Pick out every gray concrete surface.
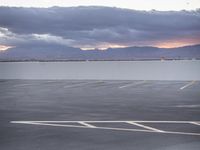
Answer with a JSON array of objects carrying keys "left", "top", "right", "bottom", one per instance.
[
  {"left": 0, "top": 80, "right": 200, "bottom": 150},
  {"left": 0, "top": 60, "right": 200, "bottom": 80}
]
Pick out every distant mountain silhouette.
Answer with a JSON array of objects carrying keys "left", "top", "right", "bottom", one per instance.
[{"left": 0, "top": 44, "right": 200, "bottom": 61}]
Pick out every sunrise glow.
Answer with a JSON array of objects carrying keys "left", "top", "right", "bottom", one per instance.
[
  {"left": 0, "top": 45, "right": 13, "bottom": 51},
  {"left": 155, "top": 40, "right": 200, "bottom": 48},
  {"left": 81, "top": 44, "right": 127, "bottom": 50}
]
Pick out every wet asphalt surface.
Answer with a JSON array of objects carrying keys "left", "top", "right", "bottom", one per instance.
[{"left": 0, "top": 80, "right": 200, "bottom": 150}]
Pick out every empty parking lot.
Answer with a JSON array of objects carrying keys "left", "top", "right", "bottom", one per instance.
[{"left": 0, "top": 80, "right": 200, "bottom": 150}]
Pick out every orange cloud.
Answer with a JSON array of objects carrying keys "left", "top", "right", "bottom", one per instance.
[{"left": 155, "top": 38, "right": 200, "bottom": 48}]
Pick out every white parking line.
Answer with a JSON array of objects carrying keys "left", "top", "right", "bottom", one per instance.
[
  {"left": 10, "top": 120, "right": 200, "bottom": 136},
  {"left": 11, "top": 120, "right": 200, "bottom": 123},
  {"left": 180, "top": 81, "right": 196, "bottom": 90},
  {"left": 119, "top": 80, "right": 147, "bottom": 89},
  {"left": 63, "top": 80, "right": 106, "bottom": 88},
  {"left": 175, "top": 104, "right": 200, "bottom": 108},
  {"left": 63, "top": 82, "right": 86, "bottom": 88},
  {"left": 78, "top": 121, "right": 97, "bottom": 128},
  {"left": 190, "top": 122, "right": 200, "bottom": 126},
  {"left": 63, "top": 81, "right": 101, "bottom": 88},
  {"left": 45, "top": 81, "right": 59, "bottom": 83},
  {"left": 126, "top": 121, "right": 164, "bottom": 132},
  {"left": 13, "top": 84, "right": 33, "bottom": 87},
  {"left": 11, "top": 121, "right": 87, "bottom": 128}
]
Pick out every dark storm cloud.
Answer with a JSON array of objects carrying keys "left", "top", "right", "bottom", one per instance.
[{"left": 0, "top": 6, "right": 200, "bottom": 47}]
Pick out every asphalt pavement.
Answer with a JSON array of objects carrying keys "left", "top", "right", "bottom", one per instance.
[{"left": 0, "top": 80, "right": 200, "bottom": 150}]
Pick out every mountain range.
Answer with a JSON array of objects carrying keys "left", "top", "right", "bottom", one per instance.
[{"left": 0, "top": 44, "right": 200, "bottom": 61}]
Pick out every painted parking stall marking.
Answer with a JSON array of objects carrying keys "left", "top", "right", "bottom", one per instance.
[
  {"left": 126, "top": 121, "right": 165, "bottom": 132},
  {"left": 63, "top": 81, "right": 103, "bottom": 88},
  {"left": 63, "top": 82, "right": 89, "bottom": 88},
  {"left": 13, "top": 84, "right": 34, "bottom": 87},
  {"left": 180, "top": 80, "right": 196, "bottom": 90},
  {"left": 11, "top": 120, "right": 200, "bottom": 136},
  {"left": 78, "top": 121, "right": 97, "bottom": 128},
  {"left": 119, "top": 80, "right": 147, "bottom": 89},
  {"left": 190, "top": 122, "right": 200, "bottom": 126}
]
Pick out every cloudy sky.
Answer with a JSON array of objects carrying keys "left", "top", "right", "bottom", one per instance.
[
  {"left": 0, "top": 1, "right": 200, "bottom": 51},
  {"left": 1, "top": 0, "right": 200, "bottom": 11}
]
